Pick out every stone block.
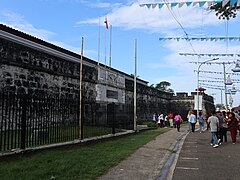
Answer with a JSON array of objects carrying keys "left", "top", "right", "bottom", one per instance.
[
  {"left": 19, "top": 74, "right": 26, "bottom": 79},
  {"left": 22, "top": 81, "right": 29, "bottom": 88},
  {"left": 14, "top": 80, "right": 22, "bottom": 87}
]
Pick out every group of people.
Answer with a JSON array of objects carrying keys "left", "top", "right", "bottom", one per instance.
[
  {"left": 208, "top": 108, "right": 240, "bottom": 148},
  {"left": 152, "top": 111, "right": 183, "bottom": 132},
  {"left": 186, "top": 108, "right": 240, "bottom": 148}
]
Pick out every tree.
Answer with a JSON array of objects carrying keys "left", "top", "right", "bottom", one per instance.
[
  {"left": 215, "top": 103, "right": 225, "bottom": 110},
  {"left": 210, "top": 2, "right": 240, "bottom": 20},
  {"left": 155, "top": 81, "right": 174, "bottom": 93},
  {"left": 149, "top": 84, "right": 155, "bottom": 88}
]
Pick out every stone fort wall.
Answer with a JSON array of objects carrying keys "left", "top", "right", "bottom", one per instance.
[{"left": 0, "top": 24, "right": 214, "bottom": 125}]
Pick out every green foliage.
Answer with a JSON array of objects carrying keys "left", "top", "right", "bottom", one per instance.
[
  {"left": 149, "top": 84, "right": 155, "bottom": 88},
  {"left": 142, "top": 121, "right": 157, "bottom": 128},
  {"left": 0, "top": 128, "right": 168, "bottom": 180},
  {"left": 137, "top": 119, "right": 156, "bottom": 127},
  {"left": 215, "top": 103, "right": 225, "bottom": 110},
  {"left": 155, "top": 81, "right": 174, "bottom": 93},
  {"left": 210, "top": 2, "right": 240, "bottom": 20}
]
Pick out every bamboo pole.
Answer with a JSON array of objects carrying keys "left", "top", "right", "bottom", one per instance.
[
  {"left": 134, "top": 39, "right": 137, "bottom": 131},
  {"left": 79, "top": 37, "right": 84, "bottom": 139}
]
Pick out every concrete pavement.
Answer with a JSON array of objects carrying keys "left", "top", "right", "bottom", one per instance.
[
  {"left": 98, "top": 125, "right": 189, "bottom": 180},
  {"left": 98, "top": 125, "right": 240, "bottom": 180},
  {"left": 172, "top": 129, "right": 240, "bottom": 180}
]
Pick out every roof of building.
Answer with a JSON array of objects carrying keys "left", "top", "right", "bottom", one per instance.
[{"left": 0, "top": 23, "right": 148, "bottom": 85}]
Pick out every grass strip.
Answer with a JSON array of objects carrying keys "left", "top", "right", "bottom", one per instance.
[{"left": 0, "top": 128, "right": 169, "bottom": 180}]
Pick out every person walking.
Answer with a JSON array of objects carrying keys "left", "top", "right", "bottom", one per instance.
[
  {"left": 207, "top": 110, "right": 219, "bottom": 148},
  {"left": 220, "top": 111, "right": 228, "bottom": 143},
  {"left": 174, "top": 112, "right": 182, "bottom": 132},
  {"left": 189, "top": 111, "right": 197, "bottom": 133},
  {"left": 226, "top": 112, "right": 239, "bottom": 144},
  {"left": 198, "top": 112, "right": 204, "bottom": 133},
  {"left": 152, "top": 112, "right": 158, "bottom": 127},
  {"left": 159, "top": 113, "right": 164, "bottom": 128},
  {"left": 168, "top": 111, "right": 174, "bottom": 128},
  {"left": 164, "top": 114, "right": 169, "bottom": 127},
  {"left": 205, "top": 112, "right": 210, "bottom": 131},
  {"left": 187, "top": 110, "right": 192, "bottom": 132}
]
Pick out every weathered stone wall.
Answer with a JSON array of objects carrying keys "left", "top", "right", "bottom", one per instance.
[
  {"left": 125, "top": 79, "right": 172, "bottom": 119},
  {"left": 0, "top": 24, "right": 215, "bottom": 126},
  {"left": 171, "top": 92, "right": 215, "bottom": 120}
]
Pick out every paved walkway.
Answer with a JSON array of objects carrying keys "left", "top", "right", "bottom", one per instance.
[
  {"left": 173, "top": 129, "right": 240, "bottom": 180},
  {"left": 98, "top": 125, "right": 189, "bottom": 180},
  {"left": 99, "top": 126, "right": 240, "bottom": 180}
]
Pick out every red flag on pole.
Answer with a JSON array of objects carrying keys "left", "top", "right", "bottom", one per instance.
[{"left": 104, "top": 17, "right": 108, "bottom": 29}]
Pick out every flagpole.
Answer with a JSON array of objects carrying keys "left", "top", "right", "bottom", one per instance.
[
  {"left": 104, "top": 24, "right": 107, "bottom": 67},
  {"left": 79, "top": 36, "right": 84, "bottom": 140},
  {"left": 109, "top": 25, "right": 112, "bottom": 67},
  {"left": 98, "top": 16, "right": 100, "bottom": 66}
]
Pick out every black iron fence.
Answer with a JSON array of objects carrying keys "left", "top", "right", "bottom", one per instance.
[{"left": 0, "top": 91, "right": 133, "bottom": 153}]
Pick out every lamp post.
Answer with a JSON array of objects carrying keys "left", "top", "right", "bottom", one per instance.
[{"left": 197, "top": 58, "right": 219, "bottom": 117}]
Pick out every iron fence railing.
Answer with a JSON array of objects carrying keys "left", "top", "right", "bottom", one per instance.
[{"left": 0, "top": 90, "right": 133, "bottom": 153}]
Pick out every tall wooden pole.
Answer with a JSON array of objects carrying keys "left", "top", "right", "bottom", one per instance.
[
  {"left": 79, "top": 37, "right": 84, "bottom": 139},
  {"left": 98, "top": 17, "right": 100, "bottom": 66},
  {"left": 134, "top": 39, "right": 137, "bottom": 131}
]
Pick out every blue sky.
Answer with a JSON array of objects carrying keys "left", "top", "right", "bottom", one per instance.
[{"left": 0, "top": 0, "right": 240, "bottom": 106}]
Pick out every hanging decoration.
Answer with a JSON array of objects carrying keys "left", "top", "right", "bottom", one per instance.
[
  {"left": 231, "top": 85, "right": 237, "bottom": 94},
  {"left": 189, "top": 61, "right": 235, "bottom": 65},
  {"left": 226, "top": 89, "right": 231, "bottom": 94},
  {"left": 201, "top": 84, "right": 224, "bottom": 91},
  {"left": 199, "top": 75, "right": 240, "bottom": 82},
  {"left": 180, "top": 53, "right": 240, "bottom": 57},
  {"left": 140, "top": 0, "right": 240, "bottom": 9},
  {"left": 232, "top": 60, "right": 240, "bottom": 72},
  {"left": 199, "top": 79, "right": 240, "bottom": 83},
  {"left": 199, "top": 83, "right": 224, "bottom": 88},
  {"left": 194, "top": 70, "right": 240, "bottom": 75},
  {"left": 199, "top": 80, "right": 224, "bottom": 83},
  {"left": 140, "top": 1, "right": 222, "bottom": 9},
  {"left": 159, "top": 37, "right": 240, "bottom": 42},
  {"left": 225, "top": 75, "right": 233, "bottom": 85},
  {"left": 199, "top": 76, "right": 240, "bottom": 83}
]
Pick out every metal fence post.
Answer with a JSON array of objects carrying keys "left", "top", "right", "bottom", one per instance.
[
  {"left": 112, "top": 102, "right": 115, "bottom": 134},
  {"left": 20, "top": 93, "right": 27, "bottom": 150}
]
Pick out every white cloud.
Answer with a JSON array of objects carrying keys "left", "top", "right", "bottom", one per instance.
[
  {"left": 0, "top": 11, "right": 97, "bottom": 58},
  {"left": 88, "top": 2, "right": 122, "bottom": 8},
  {"left": 147, "top": 39, "right": 240, "bottom": 104},
  {"left": 0, "top": 11, "right": 55, "bottom": 41},
  {"left": 77, "top": 2, "right": 222, "bottom": 32}
]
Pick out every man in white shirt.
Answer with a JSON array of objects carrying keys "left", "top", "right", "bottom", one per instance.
[
  {"left": 208, "top": 111, "right": 219, "bottom": 148},
  {"left": 189, "top": 111, "right": 197, "bottom": 133}
]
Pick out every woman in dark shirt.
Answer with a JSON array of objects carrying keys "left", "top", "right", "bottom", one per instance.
[{"left": 226, "top": 112, "right": 239, "bottom": 144}]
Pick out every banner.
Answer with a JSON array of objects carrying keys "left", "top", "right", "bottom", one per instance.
[{"left": 194, "top": 95, "right": 202, "bottom": 110}]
